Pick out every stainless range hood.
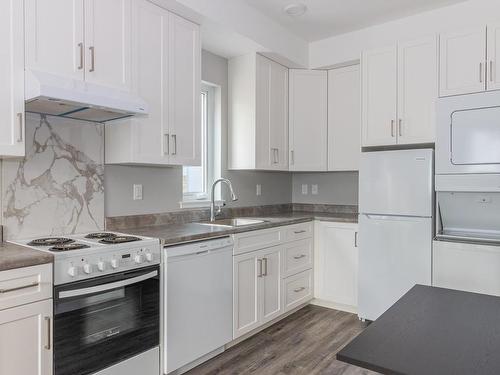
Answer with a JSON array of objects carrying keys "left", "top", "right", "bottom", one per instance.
[{"left": 25, "top": 70, "right": 148, "bottom": 123}]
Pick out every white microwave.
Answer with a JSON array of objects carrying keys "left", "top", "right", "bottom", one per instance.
[{"left": 436, "top": 90, "right": 500, "bottom": 175}]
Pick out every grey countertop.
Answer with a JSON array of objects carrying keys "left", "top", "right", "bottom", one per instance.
[
  {"left": 122, "top": 211, "right": 358, "bottom": 246},
  {"left": 0, "top": 242, "right": 53, "bottom": 272}
]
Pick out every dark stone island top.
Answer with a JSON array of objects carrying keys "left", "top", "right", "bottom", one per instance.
[
  {"left": 0, "top": 242, "right": 53, "bottom": 272},
  {"left": 337, "top": 285, "right": 500, "bottom": 375},
  {"left": 117, "top": 211, "right": 358, "bottom": 246}
]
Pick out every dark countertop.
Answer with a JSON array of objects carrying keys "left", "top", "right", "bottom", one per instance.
[
  {"left": 122, "top": 211, "right": 358, "bottom": 246},
  {"left": 0, "top": 242, "right": 53, "bottom": 272},
  {"left": 337, "top": 285, "right": 500, "bottom": 375}
]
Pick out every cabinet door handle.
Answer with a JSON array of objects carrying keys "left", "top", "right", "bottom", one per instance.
[
  {"left": 89, "top": 46, "right": 95, "bottom": 72},
  {"left": 354, "top": 232, "right": 358, "bottom": 248},
  {"left": 398, "top": 119, "right": 402, "bottom": 137},
  {"left": 17, "top": 113, "right": 23, "bottom": 142},
  {"left": 490, "top": 60, "right": 494, "bottom": 82},
  {"left": 294, "top": 287, "right": 306, "bottom": 293},
  {"left": 77, "top": 43, "right": 84, "bottom": 70},
  {"left": 257, "top": 259, "right": 263, "bottom": 277},
  {"left": 275, "top": 148, "right": 279, "bottom": 164},
  {"left": 44, "top": 316, "right": 51, "bottom": 350},
  {"left": 480, "top": 62, "right": 483, "bottom": 83},
  {"left": 290, "top": 150, "right": 294, "bottom": 165},
  {"left": 171, "top": 134, "right": 177, "bottom": 155},
  {"left": 163, "top": 133, "right": 170, "bottom": 155},
  {"left": 0, "top": 281, "right": 38, "bottom": 294},
  {"left": 391, "top": 120, "right": 395, "bottom": 137},
  {"left": 262, "top": 257, "right": 268, "bottom": 277},
  {"left": 293, "top": 254, "right": 306, "bottom": 260}
]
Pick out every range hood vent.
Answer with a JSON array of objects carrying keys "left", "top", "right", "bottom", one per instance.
[{"left": 25, "top": 70, "right": 148, "bottom": 123}]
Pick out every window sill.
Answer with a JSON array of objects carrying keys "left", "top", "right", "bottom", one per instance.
[{"left": 179, "top": 200, "right": 223, "bottom": 209}]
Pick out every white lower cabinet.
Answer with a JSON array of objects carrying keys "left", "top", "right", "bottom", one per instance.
[
  {"left": 233, "top": 224, "right": 314, "bottom": 339},
  {"left": 233, "top": 246, "right": 282, "bottom": 338},
  {"left": 0, "top": 300, "right": 53, "bottom": 375},
  {"left": 0, "top": 264, "right": 53, "bottom": 375},
  {"left": 313, "top": 221, "right": 359, "bottom": 313}
]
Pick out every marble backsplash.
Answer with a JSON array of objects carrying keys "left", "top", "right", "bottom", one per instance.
[{"left": 1, "top": 114, "right": 105, "bottom": 239}]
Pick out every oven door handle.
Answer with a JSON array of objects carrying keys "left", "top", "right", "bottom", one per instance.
[{"left": 58, "top": 270, "right": 158, "bottom": 299}]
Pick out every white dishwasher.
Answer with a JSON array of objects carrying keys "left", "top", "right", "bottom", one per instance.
[{"left": 164, "top": 237, "right": 233, "bottom": 374}]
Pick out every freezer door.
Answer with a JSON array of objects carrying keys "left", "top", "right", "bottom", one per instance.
[
  {"left": 359, "top": 149, "right": 433, "bottom": 217},
  {"left": 358, "top": 214, "right": 432, "bottom": 321}
]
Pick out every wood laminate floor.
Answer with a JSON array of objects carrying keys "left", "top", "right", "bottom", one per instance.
[{"left": 186, "top": 305, "right": 378, "bottom": 375}]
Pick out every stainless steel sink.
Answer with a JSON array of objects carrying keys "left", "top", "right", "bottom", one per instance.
[{"left": 197, "top": 218, "right": 266, "bottom": 228}]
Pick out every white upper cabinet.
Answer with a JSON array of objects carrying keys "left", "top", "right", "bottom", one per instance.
[
  {"left": 25, "top": 0, "right": 84, "bottom": 80},
  {"left": 105, "top": 3, "right": 200, "bottom": 166},
  {"left": 487, "top": 22, "right": 500, "bottom": 91},
  {"left": 362, "top": 36, "right": 438, "bottom": 147},
  {"left": 229, "top": 54, "right": 288, "bottom": 171},
  {"left": 0, "top": 0, "right": 25, "bottom": 157},
  {"left": 25, "top": 0, "right": 131, "bottom": 90},
  {"left": 397, "top": 36, "right": 438, "bottom": 144},
  {"left": 84, "top": 0, "right": 132, "bottom": 91},
  {"left": 362, "top": 46, "right": 398, "bottom": 147},
  {"left": 328, "top": 65, "right": 360, "bottom": 171},
  {"left": 439, "top": 27, "right": 487, "bottom": 97},
  {"left": 289, "top": 69, "right": 328, "bottom": 171},
  {"left": 167, "top": 12, "right": 201, "bottom": 166}
]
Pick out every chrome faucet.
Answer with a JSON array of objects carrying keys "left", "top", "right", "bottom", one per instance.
[{"left": 210, "top": 178, "right": 238, "bottom": 222}]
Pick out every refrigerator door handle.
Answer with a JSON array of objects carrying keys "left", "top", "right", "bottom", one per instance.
[{"left": 363, "top": 214, "right": 431, "bottom": 221}]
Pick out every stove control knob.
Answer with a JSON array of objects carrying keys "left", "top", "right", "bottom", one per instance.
[
  {"left": 145, "top": 252, "right": 153, "bottom": 262},
  {"left": 67, "top": 266, "right": 77, "bottom": 277},
  {"left": 97, "top": 261, "right": 105, "bottom": 272},
  {"left": 83, "top": 263, "right": 92, "bottom": 275},
  {"left": 110, "top": 258, "right": 119, "bottom": 269},
  {"left": 134, "top": 254, "right": 144, "bottom": 264}
]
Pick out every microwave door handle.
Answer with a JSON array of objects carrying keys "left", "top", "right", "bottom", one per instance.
[{"left": 58, "top": 270, "right": 158, "bottom": 299}]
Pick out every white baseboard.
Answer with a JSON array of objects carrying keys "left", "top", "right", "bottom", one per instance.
[{"left": 310, "top": 298, "right": 358, "bottom": 315}]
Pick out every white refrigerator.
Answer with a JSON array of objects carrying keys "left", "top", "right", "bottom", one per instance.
[{"left": 358, "top": 149, "right": 433, "bottom": 321}]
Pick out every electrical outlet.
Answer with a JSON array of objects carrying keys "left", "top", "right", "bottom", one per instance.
[
  {"left": 133, "top": 184, "right": 143, "bottom": 200},
  {"left": 301, "top": 184, "right": 308, "bottom": 195},
  {"left": 311, "top": 184, "right": 318, "bottom": 195},
  {"left": 256, "top": 184, "right": 262, "bottom": 196}
]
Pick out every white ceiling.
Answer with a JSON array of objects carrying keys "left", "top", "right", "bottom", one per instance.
[{"left": 242, "top": 0, "right": 469, "bottom": 42}]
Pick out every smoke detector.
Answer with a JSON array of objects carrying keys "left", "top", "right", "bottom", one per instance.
[{"left": 283, "top": 3, "right": 308, "bottom": 17}]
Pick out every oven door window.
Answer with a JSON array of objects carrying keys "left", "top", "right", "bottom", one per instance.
[{"left": 54, "top": 266, "right": 159, "bottom": 375}]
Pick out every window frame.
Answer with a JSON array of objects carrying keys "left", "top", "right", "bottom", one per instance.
[{"left": 181, "top": 82, "right": 220, "bottom": 207}]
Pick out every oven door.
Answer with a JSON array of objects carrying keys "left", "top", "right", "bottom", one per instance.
[
  {"left": 436, "top": 90, "right": 500, "bottom": 175},
  {"left": 54, "top": 265, "right": 160, "bottom": 375}
]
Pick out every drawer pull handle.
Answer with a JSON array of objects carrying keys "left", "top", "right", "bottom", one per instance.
[
  {"left": 293, "top": 254, "right": 306, "bottom": 260},
  {"left": 44, "top": 316, "right": 51, "bottom": 350},
  {"left": 293, "top": 230, "right": 306, "bottom": 234},
  {"left": 294, "top": 287, "right": 306, "bottom": 293},
  {"left": 0, "top": 281, "right": 39, "bottom": 294}
]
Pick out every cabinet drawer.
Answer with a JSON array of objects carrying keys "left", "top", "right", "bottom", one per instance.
[
  {"left": 284, "top": 222, "right": 313, "bottom": 242},
  {"left": 283, "top": 269, "right": 313, "bottom": 312},
  {"left": 283, "top": 239, "right": 313, "bottom": 278},
  {"left": 0, "top": 264, "right": 52, "bottom": 311},
  {"left": 233, "top": 227, "right": 282, "bottom": 255}
]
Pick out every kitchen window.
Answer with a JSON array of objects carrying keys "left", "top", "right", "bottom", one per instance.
[{"left": 182, "top": 83, "right": 221, "bottom": 207}]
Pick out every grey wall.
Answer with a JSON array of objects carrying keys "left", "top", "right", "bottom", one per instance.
[
  {"left": 105, "top": 50, "right": 292, "bottom": 217},
  {"left": 292, "top": 172, "right": 358, "bottom": 206}
]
